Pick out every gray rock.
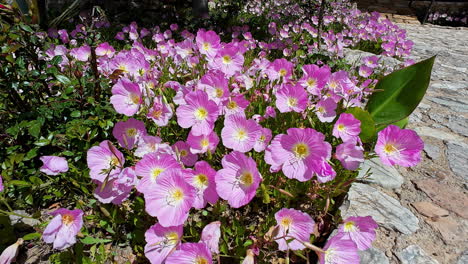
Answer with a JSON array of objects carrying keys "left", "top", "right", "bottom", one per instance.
[
  {"left": 448, "top": 115, "right": 468, "bottom": 136},
  {"left": 424, "top": 143, "right": 441, "bottom": 160},
  {"left": 446, "top": 143, "right": 468, "bottom": 182},
  {"left": 358, "top": 158, "right": 404, "bottom": 189},
  {"left": 457, "top": 251, "right": 468, "bottom": 264},
  {"left": 428, "top": 97, "right": 468, "bottom": 113},
  {"left": 360, "top": 247, "right": 390, "bottom": 264},
  {"left": 397, "top": 245, "right": 439, "bottom": 264},
  {"left": 414, "top": 127, "right": 467, "bottom": 143},
  {"left": 9, "top": 210, "right": 41, "bottom": 228},
  {"left": 340, "top": 183, "right": 419, "bottom": 235}
]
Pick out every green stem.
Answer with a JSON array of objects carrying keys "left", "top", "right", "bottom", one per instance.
[{"left": 0, "top": 209, "right": 36, "bottom": 219}]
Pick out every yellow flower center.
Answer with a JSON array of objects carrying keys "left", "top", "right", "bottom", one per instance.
[
  {"left": 215, "top": 88, "right": 224, "bottom": 98},
  {"left": 344, "top": 221, "right": 357, "bottom": 232},
  {"left": 227, "top": 100, "right": 238, "bottom": 110},
  {"left": 194, "top": 107, "right": 208, "bottom": 120},
  {"left": 110, "top": 156, "right": 120, "bottom": 166},
  {"left": 194, "top": 174, "right": 209, "bottom": 187},
  {"left": 293, "top": 143, "right": 309, "bottom": 158},
  {"left": 180, "top": 149, "right": 188, "bottom": 157},
  {"left": 280, "top": 216, "right": 293, "bottom": 229},
  {"left": 130, "top": 93, "right": 140, "bottom": 104},
  {"left": 222, "top": 55, "right": 232, "bottom": 64},
  {"left": 126, "top": 128, "right": 137, "bottom": 137},
  {"left": 202, "top": 42, "right": 210, "bottom": 51},
  {"left": 383, "top": 143, "right": 398, "bottom": 154},
  {"left": 259, "top": 135, "right": 266, "bottom": 142},
  {"left": 240, "top": 171, "right": 254, "bottom": 187},
  {"left": 195, "top": 256, "right": 209, "bottom": 264},
  {"left": 329, "top": 81, "right": 338, "bottom": 89},
  {"left": 235, "top": 129, "right": 247, "bottom": 141},
  {"left": 287, "top": 97, "right": 297, "bottom": 107},
  {"left": 165, "top": 231, "right": 179, "bottom": 245},
  {"left": 337, "top": 124, "right": 345, "bottom": 131},
  {"left": 200, "top": 139, "right": 209, "bottom": 148},
  {"left": 62, "top": 214, "right": 74, "bottom": 226},
  {"left": 279, "top": 68, "right": 287, "bottom": 77},
  {"left": 171, "top": 188, "right": 184, "bottom": 201},
  {"left": 151, "top": 168, "right": 165, "bottom": 180},
  {"left": 152, "top": 109, "right": 163, "bottom": 119},
  {"left": 307, "top": 78, "right": 316, "bottom": 87},
  {"left": 317, "top": 106, "right": 325, "bottom": 113},
  {"left": 118, "top": 64, "right": 128, "bottom": 72}
]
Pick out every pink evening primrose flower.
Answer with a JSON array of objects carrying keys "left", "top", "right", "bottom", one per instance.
[
  {"left": 374, "top": 125, "right": 424, "bottom": 167},
  {"left": 70, "top": 45, "right": 91, "bottom": 61},
  {"left": 110, "top": 78, "right": 142, "bottom": 116},
  {"left": 267, "top": 58, "right": 294, "bottom": 82},
  {"left": 94, "top": 167, "right": 137, "bottom": 205},
  {"left": 112, "top": 118, "right": 147, "bottom": 150},
  {"left": 221, "top": 113, "right": 262, "bottom": 153},
  {"left": 266, "top": 128, "right": 332, "bottom": 182},
  {"left": 200, "top": 221, "right": 221, "bottom": 254},
  {"left": 196, "top": 29, "right": 221, "bottom": 58},
  {"left": 335, "top": 142, "right": 364, "bottom": 170},
  {"left": 337, "top": 216, "right": 378, "bottom": 250},
  {"left": 223, "top": 94, "right": 249, "bottom": 116},
  {"left": 198, "top": 71, "right": 230, "bottom": 104},
  {"left": 319, "top": 235, "right": 359, "bottom": 264},
  {"left": 135, "top": 153, "right": 181, "bottom": 194},
  {"left": 176, "top": 90, "right": 219, "bottom": 136},
  {"left": 299, "top": 64, "right": 331, "bottom": 95},
  {"left": 315, "top": 98, "right": 337, "bottom": 123},
  {"left": 95, "top": 42, "right": 115, "bottom": 57},
  {"left": 39, "top": 156, "right": 69, "bottom": 175},
  {"left": 332, "top": 113, "right": 361, "bottom": 143},
  {"left": 216, "top": 151, "right": 262, "bottom": 208},
  {"left": 0, "top": 175, "right": 3, "bottom": 192},
  {"left": 358, "top": 65, "right": 373, "bottom": 78},
  {"left": 187, "top": 130, "right": 219, "bottom": 155},
  {"left": 254, "top": 127, "right": 272, "bottom": 152},
  {"left": 144, "top": 169, "right": 196, "bottom": 227},
  {"left": 165, "top": 242, "right": 212, "bottom": 264},
  {"left": 0, "top": 239, "right": 23, "bottom": 264},
  {"left": 42, "top": 208, "right": 83, "bottom": 250},
  {"left": 275, "top": 83, "right": 309, "bottom": 113},
  {"left": 147, "top": 96, "right": 173, "bottom": 127},
  {"left": 274, "top": 208, "right": 315, "bottom": 251},
  {"left": 186, "top": 161, "right": 218, "bottom": 209},
  {"left": 87, "top": 140, "right": 125, "bottom": 183},
  {"left": 144, "top": 223, "right": 183, "bottom": 264},
  {"left": 135, "top": 135, "right": 174, "bottom": 158},
  {"left": 172, "top": 141, "right": 198, "bottom": 167},
  {"left": 210, "top": 46, "right": 244, "bottom": 77}
]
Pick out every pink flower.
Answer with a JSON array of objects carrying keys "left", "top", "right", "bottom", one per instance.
[
  {"left": 319, "top": 235, "right": 359, "bottom": 264},
  {"left": 264, "top": 106, "right": 277, "bottom": 119},
  {"left": 254, "top": 127, "right": 272, "bottom": 152},
  {"left": 198, "top": 71, "right": 230, "bottom": 104},
  {"left": 42, "top": 208, "right": 83, "bottom": 250},
  {"left": 112, "top": 118, "right": 147, "bottom": 149},
  {"left": 110, "top": 78, "right": 142, "bottom": 116},
  {"left": 144, "top": 223, "right": 183, "bottom": 264},
  {"left": 332, "top": 113, "right": 361, "bottom": 143},
  {"left": 299, "top": 64, "right": 331, "bottom": 95},
  {"left": 201, "top": 221, "right": 221, "bottom": 254},
  {"left": 221, "top": 114, "right": 262, "bottom": 153},
  {"left": 275, "top": 84, "right": 308, "bottom": 113},
  {"left": 210, "top": 47, "right": 244, "bottom": 77},
  {"left": 136, "top": 153, "right": 181, "bottom": 194},
  {"left": 94, "top": 167, "right": 137, "bottom": 205},
  {"left": 274, "top": 208, "right": 315, "bottom": 251},
  {"left": 335, "top": 142, "right": 364, "bottom": 170},
  {"left": 187, "top": 131, "right": 219, "bottom": 155},
  {"left": 39, "top": 156, "right": 69, "bottom": 175},
  {"left": 172, "top": 141, "right": 198, "bottom": 167},
  {"left": 312, "top": 159, "right": 337, "bottom": 183},
  {"left": 374, "top": 125, "right": 424, "bottom": 167},
  {"left": 216, "top": 151, "right": 262, "bottom": 208},
  {"left": 0, "top": 175, "right": 3, "bottom": 192},
  {"left": 265, "top": 128, "right": 332, "bottom": 182},
  {"left": 267, "top": 58, "right": 294, "bottom": 82},
  {"left": 315, "top": 98, "right": 337, "bottom": 123},
  {"left": 186, "top": 161, "right": 218, "bottom": 209},
  {"left": 0, "top": 239, "right": 23, "bottom": 263},
  {"left": 362, "top": 56, "right": 379, "bottom": 68},
  {"left": 135, "top": 135, "right": 174, "bottom": 158},
  {"left": 144, "top": 170, "right": 195, "bottom": 227},
  {"left": 223, "top": 94, "right": 249, "bottom": 116},
  {"left": 95, "top": 42, "right": 115, "bottom": 57},
  {"left": 147, "top": 96, "right": 173, "bottom": 127},
  {"left": 196, "top": 30, "right": 221, "bottom": 58},
  {"left": 358, "top": 65, "right": 373, "bottom": 78},
  {"left": 176, "top": 90, "right": 219, "bottom": 136},
  {"left": 165, "top": 242, "right": 212, "bottom": 264},
  {"left": 87, "top": 140, "right": 125, "bottom": 182},
  {"left": 70, "top": 45, "right": 91, "bottom": 61},
  {"left": 337, "top": 216, "right": 378, "bottom": 250}
]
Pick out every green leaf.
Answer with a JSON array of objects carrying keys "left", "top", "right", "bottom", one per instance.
[
  {"left": 366, "top": 56, "right": 435, "bottom": 125},
  {"left": 345, "top": 107, "right": 376, "bottom": 143},
  {"left": 81, "top": 236, "right": 112, "bottom": 245},
  {"left": 9, "top": 180, "right": 31, "bottom": 187},
  {"left": 28, "top": 120, "right": 42, "bottom": 138},
  {"left": 55, "top": 74, "right": 71, "bottom": 85},
  {"left": 376, "top": 117, "right": 409, "bottom": 132},
  {"left": 19, "top": 24, "right": 34, "bottom": 33},
  {"left": 70, "top": 110, "right": 81, "bottom": 118},
  {"left": 23, "top": 232, "right": 41, "bottom": 241}
]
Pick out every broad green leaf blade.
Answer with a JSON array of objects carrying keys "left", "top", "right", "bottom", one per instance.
[
  {"left": 345, "top": 107, "right": 376, "bottom": 143},
  {"left": 366, "top": 56, "right": 435, "bottom": 125},
  {"left": 376, "top": 117, "right": 409, "bottom": 132}
]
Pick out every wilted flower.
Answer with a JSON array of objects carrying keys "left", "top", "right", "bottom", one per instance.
[
  {"left": 39, "top": 156, "right": 69, "bottom": 175},
  {"left": 43, "top": 208, "right": 83, "bottom": 250},
  {"left": 216, "top": 151, "right": 261, "bottom": 208},
  {"left": 200, "top": 221, "right": 221, "bottom": 254},
  {"left": 144, "top": 223, "right": 183, "bottom": 264},
  {"left": 0, "top": 239, "right": 23, "bottom": 264},
  {"left": 274, "top": 208, "right": 315, "bottom": 251},
  {"left": 375, "top": 125, "right": 424, "bottom": 167}
]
